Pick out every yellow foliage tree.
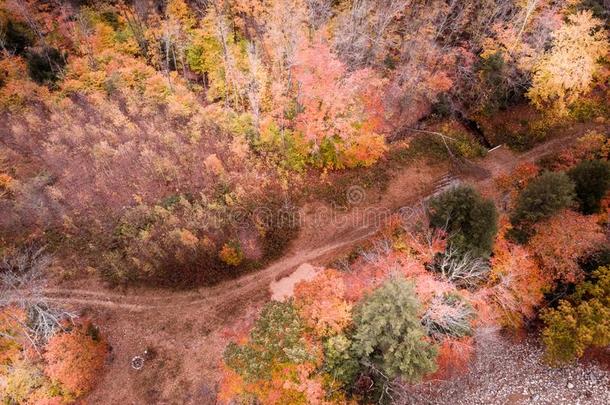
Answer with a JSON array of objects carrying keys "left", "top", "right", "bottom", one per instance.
[{"left": 527, "top": 11, "right": 608, "bottom": 115}]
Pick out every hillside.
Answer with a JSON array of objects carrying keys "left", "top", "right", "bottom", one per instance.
[{"left": 1, "top": 1, "right": 609, "bottom": 404}]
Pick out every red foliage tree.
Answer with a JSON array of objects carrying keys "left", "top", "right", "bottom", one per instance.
[
  {"left": 293, "top": 35, "right": 387, "bottom": 168},
  {"left": 528, "top": 210, "right": 605, "bottom": 283},
  {"left": 426, "top": 337, "right": 474, "bottom": 380},
  {"left": 43, "top": 322, "right": 107, "bottom": 396}
]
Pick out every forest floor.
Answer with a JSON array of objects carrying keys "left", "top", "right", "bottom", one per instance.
[{"left": 43, "top": 122, "right": 608, "bottom": 404}]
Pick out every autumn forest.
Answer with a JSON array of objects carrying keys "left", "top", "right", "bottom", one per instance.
[{"left": 0, "top": 0, "right": 609, "bottom": 404}]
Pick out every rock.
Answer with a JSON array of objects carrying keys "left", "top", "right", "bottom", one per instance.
[{"left": 567, "top": 382, "right": 575, "bottom": 389}]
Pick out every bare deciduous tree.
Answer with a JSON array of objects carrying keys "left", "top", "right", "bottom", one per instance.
[
  {"left": 1, "top": 246, "right": 74, "bottom": 351},
  {"left": 435, "top": 244, "right": 490, "bottom": 288}
]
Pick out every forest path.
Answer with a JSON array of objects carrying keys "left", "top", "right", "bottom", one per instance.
[{"left": 43, "top": 125, "right": 591, "bottom": 312}]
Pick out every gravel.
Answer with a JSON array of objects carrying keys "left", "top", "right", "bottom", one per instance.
[{"left": 406, "top": 331, "right": 610, "bottom": 405}]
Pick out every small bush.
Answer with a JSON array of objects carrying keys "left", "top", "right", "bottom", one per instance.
[
  {"left": 568, "top": 159, "right": 610, "bottom": 214},
  {"left": 509, "top": 171, "right": 575, "bottom": 242},
  {"left": 219, "top": 241, "right": 243, "bottom": 266},
  {"left": 501, "top": 118, "right": 556, "bottom": 151},
  {"left": 568, "top": 99, "right": 608, "bottom": 122},
  {"left": 428, "top": 185, "right": 498, "bottom": 257}
]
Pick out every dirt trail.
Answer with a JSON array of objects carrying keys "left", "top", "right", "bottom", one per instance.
[
  {"left": 45, "top": 127, "right": 583, "bottom": 312},
  {"left": 44, "top": 159, "right": 442, "bottom": 311},
  {"left": 48, "top": 126, "right": 600, "bottom": 404}
]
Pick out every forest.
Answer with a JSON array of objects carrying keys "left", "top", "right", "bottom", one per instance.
[{"left": 0, "top": 0, "right": 609, "bottom": 404}]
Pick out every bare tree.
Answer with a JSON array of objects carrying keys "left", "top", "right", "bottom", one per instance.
[
  {"left": 360, "top": 238, "right": 393, "bottom": 264},
  {"left": 422, "top": 293, "right": 475, "bottom": 339},
  {"left": 246, "top": 42, "right": 262, "bottom": 126},
  {"left": 435, "top": 244, "right": 490, "bottom": 288},
  {"left": 1, "top": 246, "right": 74, "bottom": 351},
  {"left": 305, "top": 0, "right": 333, "bottom": 29},
  {"left": 334, "top": 0, "right": 407, "bottom": 69}
]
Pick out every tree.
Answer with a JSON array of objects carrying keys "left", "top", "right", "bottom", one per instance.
[
  {"left": 351, "top": 277, "right": 437, "bottom": 382},
  {"left": 427, "top": 337, "right": 474, "bottom": 380},
  {"left": 568, "top": 159, "right": 610, "bottom": 214},
  {"left": 1, "top": 246, "right": 75, "bottom": 349},
  {"left": 2, "top": 359, "right": 47, "bottom": 404},
  {"left": 294, "top": 269, "right": 352, "bottom": 337},
  {"left": 528, "top": 210, "right": 605, "bottom": 283},
  {"left": 292, "top": 36, "right": 387, "bottom": 168},
  {"left": 223, "top": 300, "right": 310, "bottom": 382},
  {"left": 43, "top": 322, "right": 107, "bottom": 396},
  {"left": 541, "top": 266, "right": 610, "bottom": 365},
  {"left": 323, "top": 334, "right": 360, "bottom": 386},
  {"left": 421, "top": 293, "right": 476, "bottom": 339},
  {"left": 509, "top": 171, "right": 575, "bottom": 242},
  {"left": 428, "top": 185, "right": 498, "bottom": 257},
  {"left": 527, "top": 11, "right": 609, "bottom": 115},
  {"left": 494, "top": 162, "right": 540, "bottom": 207},
  {"left": 433, "top": 243, "right": 490, "bottom": 288},
  {"left": 0, "top": 19, "right": 35, "bottom": 55},
  {"left": 488, "top": 225, "right": 548, "bottom": 327}
]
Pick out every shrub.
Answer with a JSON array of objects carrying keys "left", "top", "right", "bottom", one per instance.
[
  {"left": 219, "top": 241, "right": 243, "bottom": 266},
  {"left": 44, "top": 322, "right": 107, "bottom": 396},
  {"left": 3, "top": 359, "right": 47, "bottom": 404},
  {"left": 428, "top": 185, "right": 498, "bottom": 257},
  {"left": 509, "top": 171, "right": 575, "bottom": 242},
  {"left": 351, "top": 278, "right": 437, "bottom": 382},
  {"left": 568, "top": 160, "right": 610, "bottom": 214},
  {"left": 568, "top": 99, "right": 608, "bottom": 122},
  {"left": 541, "top": 266, "right": 610, "bottom": 365},
  {"left": 105, "top": 194, "right": 298, "bottom": 287},
  {"left": 579, "top": 246, "right": 610, "bottom": 275},
  {"left": 26, "top": 47, "right": 66, "bottom": 85}
]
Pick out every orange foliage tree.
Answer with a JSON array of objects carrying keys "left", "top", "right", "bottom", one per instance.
[
  {"left": 294, "top": 269, "right": 352, "bottom": 337},
  {"left": 43, "top": 322, "right": 107, "bottom": 396},
  {"left": 528, "top": 210, "right": 605, "bottom": 283},
  {"left": 487, "top": 223, "right": 549, "bottom": 327}
]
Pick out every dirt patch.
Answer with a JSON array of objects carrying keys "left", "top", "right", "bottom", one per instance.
[{"left": 269, "top": 263, "right": 319, "bottom": 301}]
